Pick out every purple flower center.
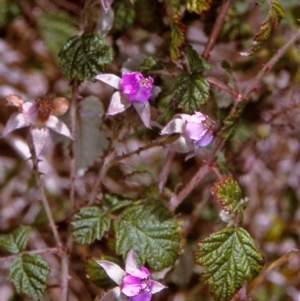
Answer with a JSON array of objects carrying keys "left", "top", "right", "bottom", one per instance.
[{"left": 120, "top": 72, "right": 154, "bottom": 104}]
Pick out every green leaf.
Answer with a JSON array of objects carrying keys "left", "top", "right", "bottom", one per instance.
[
  {"left": 194, "top": 227, "right": 264, "bottom": 301},
  {"left": 72, "top": 207, "right": 111, "bottom": 244},
  {"left": 185, "top": 0, "right": 212, "bottom": 14},
  {"left": 173, "top": 73, "right": 210, "bottom": 112},
  {"left": 113, "top": 0, "right": 135, "bottom": 32},
  {"left": 211, "top": 176, "right": 243, "bottom": 214},
  {"left": 138, "top": 57, "right": 164, "bottom": 72},
  {"left": 0, "top": 226, "right": 30, "bottom": 254},
  {"left": 0, "top": 0, "right": 20, "bottom": 27},
  {"left": 59, "top": 32, "right": 113, "bottom": 81},
  {"left": 185, "top": 44, "right": 212, "bottom": 73},
  {"left": 9, "top": 254, "right": 50, "bottom": 299},
  {"left": 114, "top": 201, "right": 180, "bottom": 270},
  {"left": 170, "top": 11, "right": 186, "bottom": 61},
  {"left": 37, "top": 10, "right": 76, "bottom": 58},
  {"left": 75, "top": 96, "right": 109, "bottom": 170},
  {"left": 252, "top": 0, "right": 284, "bottom": 53},
  {"left": 102, "top": 194, "right": 133, "bottom": 213}
]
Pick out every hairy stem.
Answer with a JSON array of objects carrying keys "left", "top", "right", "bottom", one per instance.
[
  {"left": 202, "top": 0, "right": 233, "bottom": 60},
  {"left": 158, "top": 151, "right": 175, "bottom": 195}
]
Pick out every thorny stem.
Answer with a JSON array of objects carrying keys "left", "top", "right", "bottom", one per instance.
[
  {"left": 170, "top": 27, "right": 300, "bottom": 210},
  {"left": 28, "top": 132, "right": 62, "bottom": 246},
  {"left": 0, "top": 248, "right": 59, "bottom": 263},
  {"left": 158, "top": 151, "right": 175, "bottom": 195},
  {"left": 206, "top": 76, "right": 239, "bottom": 99},
  {"left": 61, "top": 79, "right": 80, "bottom": 301},
  {"left": 202, "top": 0, "right": 233, "bottom": 60}
]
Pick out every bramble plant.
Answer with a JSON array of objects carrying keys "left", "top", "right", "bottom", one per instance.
[{"left": 0, "top": 0, "right": 300, "bottom": 301}]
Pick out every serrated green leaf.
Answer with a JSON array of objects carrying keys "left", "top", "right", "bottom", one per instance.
[
  {"left": 170, "top": 11, "right": 186, "bottom": 61},
  {"left": 113, "top": 0, "right": 135, "bottom": 32},
  {"left": 72, "top": 207, "right": 110, "bottom": 244},
  {"left": 211, "top": 176, "right": 242, "bottom": 214},
  {"left": 185, "top": 0, "right": 212, "bottom": 14},
  {"left": 102, "top": 194, "right": 133, "bottom": 213},
  {"left": 0, "top": 0, "right": 20, "bottom": 27},
  {"left": 0, "top": 226, "right": 30, "bottom": 254},
  {"left": 59, "top": 32, "right": 113, "bottom": 81},
  {"left": 114, "top": 202, "right": 180, "bottom": 270},
  {"left": 185, "top": 44, "right": 212, "bottom": 73},
  {"left": 37, "top": 11, "right": 76, "bottom": 58},
  {"left": 9, "top": 254, "right": 50, "bottom": 299},
  {"left": 194, "top": 227, "right": 264, "bottom": 301},
  {"left": 138, "top": 57, "right": 164, "bottom": 72},
  {"left": 173, "top": 73, "right": 210, "bottom": 112},
  {"left": 85, "top": 257, "right": 119, "bottom": 288},
  {"left": 75, "top": 96, "right": 109, "bottom": 170},
  {"left": 252, "top": 0, "right": 284, "bottom": 53}
]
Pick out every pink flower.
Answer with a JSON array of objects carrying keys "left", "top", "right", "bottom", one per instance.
[
  {"left": 2, "top": 94, "right": 73, "bottom": 156},
  {"left": 96, "top": 250, "right": 166, "bottom": 301},
  {"left": 160, "top": 111, "right": 215, "bottom": 156},
  {"left": 95, "top": 71, "right": 155, "bottom": 128}
]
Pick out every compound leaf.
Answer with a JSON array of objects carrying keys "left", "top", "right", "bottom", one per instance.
[
  {"left": 170, "top": 11, "right": 186, "bottom": 61},
  {"left": 194, "top": 227, "right": 264, "bottom": 301},
  {"left": 72, "top": 207, "right": 111, "bottom": 244},
  {"left": 211, "top": 176, "right": 242, "bottom": 214},
  {"left": 9, "top": 254, "right": 50, "bottom": 299},
  {"left": 185, "top": 0, "right": 212, "bottom": 14},
  {"left": 0, "top": 225, "right": 30, "bottom": 254},
  {"left": 114, "top": 201, "right": 180, "bottom": 270},
  {"left": 185, "top": 44, "right": 212, "bottom": 73},
  {"left": 173, "top": 73, "right": 209, "bottom": 112},
  {"left": 59, "top": 32, "right": 113, "bottom": 81}
]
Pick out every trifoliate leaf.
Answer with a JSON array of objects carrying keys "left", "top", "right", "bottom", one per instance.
[
  {"left": 0, "top": 226, "right": 30, "bottom": 254},
  {"left": 252, "top": 0, "right": 284, "bottom": 53},
  {"left": 194, "top": 227, "right": 264, "bottom": 301},
  {"left": 138, "top": 57, "right": 164, "bottom": 72},
  {"left": 185, "top": 0, "right": 212, "bottom": 14},
  {"left": 9, "top": 254, "right": 50, "bottom": 299},
  {"left": 113, "top": 0, "right": 135, "bottom": 32},
  {"left": 75, "top": 96, "right": 109, "bottom": 170},
  {"left": 37, "top": 11, "right": 76, "bottom": 57},
  {"left": 0, "top": 0, "right": 20, "bottom": 27},
  {"left": 114, "top": 202, "right": 180, "bottom": 270},
  {"left": 72, "top": 207, "right": 111, "bottom": 244},
  {"left": 59, "top": 32, "right": 113, "bottom": 81},
  {"left": 185, "top": 44, "right": 212, "bottom": 73},
  {"left": 173, "top": 73, "right": 210, "bottom": 112},
  {"left": 211, "top": 176, "right": 243, "bottom": 214},
  {"left": 170, "top": 11, "right": 186, "bottom": 61}
]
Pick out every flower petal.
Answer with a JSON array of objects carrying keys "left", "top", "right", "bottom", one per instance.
[
  {"left": 129, "top": 291, "right": 152, "bottom": 301},
  {"left": 95, "top": 74, "right": 121, "bottom": 90},
  {"left": 96, "top": 260, "right": 126, "bottom": 285},
  {"left": 133, "top": 102, "right": 151, "bottom": 128},
  {"left": 122, "top": 275, "right": 144, "bottom": 297},
  {"left": 45, "top": 116, "right": 73, "bottom": 139},
  {"left": 107, "top": 91, "right": 131, "bottom": 115},
  {"left": 160, "top": 118, "right": 185, "bottom": 135},
  {"left": 98, "top": 287, "right": 128, "bottom": 301},
  {"left": 125, "top": 250, "right": 139, "bottom": 274},
  {"left": 30, "top": 126, "right": 49, "bottom": 156},
  {"left": 195, "top": 131, "right": 213, "bottom": 147},
  {"left": 150, "top": 280, "right": 167, "bottom": 294},
  {"left": 166, "top": 135, "right": 194, "bottom": 153},
  {"left": 2, "top": 112, "right": 30, "bottom": 137}
]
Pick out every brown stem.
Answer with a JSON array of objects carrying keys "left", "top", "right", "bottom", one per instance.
[
  {"left": 158, "top": 151, "right": 175, "bottom": 195},
  {"left": 206, "top": 76, "right": 239, "bottom": 99},
  {"left": 202, "top": 0, "right": 233, "bottom": 60}
]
